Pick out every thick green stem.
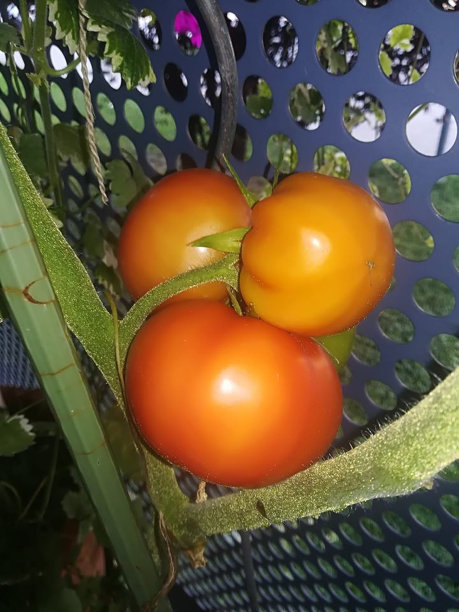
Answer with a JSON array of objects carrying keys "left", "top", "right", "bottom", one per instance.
[
  {"left": 44, "top": 56, "right": 81, "bottom": 78},
  {"left": 183, "top": 367, "right": 459, "bottom": 537},
  {"left": 19, "top": 0, "right": 32, "bottom": 50}
]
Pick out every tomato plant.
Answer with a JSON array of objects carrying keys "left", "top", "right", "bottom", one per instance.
[
  {"left": 239, "top": 172, "right": 395, "bottom": 337},
  {"left": 125, "top": 300, "right": 342, "bottom": 489},
  {"left": 118, "top": 168, "right": 251, "bottom": 301},
  {"left": 315, "top": 327, "right": 356, "bottom": 372}
]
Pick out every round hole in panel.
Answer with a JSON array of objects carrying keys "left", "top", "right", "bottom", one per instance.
[
  {"left": 34, "top": 110, "right": 44, "bottom": 134},
  {"left": 5, "top": 2, "right": 21, "bottom": 28},
  {"left": 96, "top": 92, "right": 116, "bottom": 125},
  {"left": 440, "top": 493, "right": 459, "bottom": 519},
  {"left": 146, "top": 143, "right": 167, "bottom": 175},
  {"left": 76, "top": 56, "right": 93, "bottom": 84},
  {"left": 343, "top": 91, "right": 386, "bottom": 142},
  {"left": 352, "top": 552, "right": 375, "bottom": 574},
  {"left": 368, "top": 158, "right": 411, "bottom": 203},
  {"left": 68, "top": 175, "right": 84, "bottom": 200},
  {"left": 454, "top": 246, "right": 459, "bottom": 272},
  {"left": 225, "top": 12, "right": 246, "bottom": 60},
  {"left": 232, "top": 124, "right": 253, "bottom": 162},
  {"left": 0, "top": 52, "right": 5, "bottom": 66},
  {"left": 11, "top": 75, "right": 25, "bottom": 98},
  {"left": 430, "top": 0, "right": 459, "bottom": 10},
  {"left": 422, "top": 540, "right": 454, "bottom": 566},
  {"left": 384, "top": 579, "right": 411, "bottom": 603},
  {"left": 364, "top": 580, "right": 386, "bottom": 603},
  {"left": 339, "top": 364, "right": 352, "bottom": 385},
  {"left": 392, "top": 220, "right": 434, "bottom": 261},
  {"left": 263, "top": 16, "right": 299, "bottom": 68},
  {"left": 454, "top": 50, "right": 459, "bottom": 83},
  {"left": 154, "top": 106, "right": 177, "bottom": 142},
  {"left": 413, "top": 277, "right": 455, "bottom": 316},
  {"left": 329, "top": 583, "right": 348, "bottom": 603},
  {"left": 266, "top": 133, "right": 298, "bottom": 173},
  {"left": 0, "top": 99, "right": 11, "bottom": 122},
  {"left": 0, "top": 73, "right": 8, "bottom": 96},
  {"left": 317, "top": 558, "right": 337, "bottom": 578},
  {"left": 247, "top": 176, "right": 272, "bottom": 200},
  {"left": 321, "top": 527, "right": 343, "bottom": 549},
  {"left": 124, "top": 99, "right": 145, "bottom": 133},
  {"left": 345, "top": 581, "right": 367, "bottom": 603},
  {"left": 303, "top": 559, "right": 321, "bottom": 579},
  {"left": 289, "top": 82, "right": 325, "bottom": 130},
  {"left": 382, "top": 510, "right": 411, "bottom": 536},
  {"left": 297, "top": 0, "right": 319, "bottom": 4},
  {"left": 314, "top": 145, "right": 350, "bottom": 178},
  {"left": 243, "top": 76, "right": 273, "bottom": 119},
  {"left": 101, "top": 58, "right": 122, "bottom": 90},
  {"left": 372, "top": 548, "right": 398, "bottom": 572},
  {"left": 343, "top": 398, "right": 368, "bottom": 425},
  {"left": 359, "top": 517, "right": 385, "bottom": 541},
  {"left": 12, "top": 51, "right": 25, "bottom": 70},
  {"left": 306, "top": 531, "right": 326, "bottom": 553},
  {"left": 50, "top": 82, "right": 66, "bottom": 112},
  {"left": 314, "top": 584, "right": 332, "bottom": 603},
  {"left": 395, "top": 545, "right": 424, "bottom": 570},
  {"left": 95, "top": 128, "right": 111, "bottom": 157},
  {"left": 395, "top": 359, "right": 431, "bottom": 394},
  {"left": 49, "top": 45, "right": 68, "bottom": 78},
  {"left": 352, "top": 334, "right": 381, "bottom": 366},
  {"left": 200, "top": 69, "right": 221, "bottom": 108},
  {"left": 406, "top": 103, "right": 457, "bottom": 156},
  {"left": 138, "top": 9, "right": 161, "bottom": 50},
  {"left": 435, "top": 574, "right": 459, "bottom": 601},
  {"left": 176, "top": 153, "right": 197, "bottom": 171},
  {"left": 316, "top": 20, "right": 359, "bottom": 75},
  {"left": 431, "top": 174, "right": 459, "bottom": 222},
  {"left": 409, "top": 503, "right": 442, "bottom": 530},
  {"left": 357, "top": 0, "right": 389, "bottom": 6},
  {"left": 72, "top": 87, "right": 86, "bottom": 117},
  {"left": 439, "top": 462, "right": 459, "bottom": 482},
  {"left": 365, "top": 380, "right": 397, "bottom": 410},
  {"left": 174, "top": 10, "right": 202, "bottom": 56},
  {"left": 164, "top": 63, "right": 188, "bottom": 102},
  {"left": 430, "top": 334, "right": 459, "bottom": 370},
  {"left": 118, "top": 134, "right": 137, "bottom": 159},
  {"left": 379, "top": 24, "right": 430, "bottom": 85},
  {"left": 188, "top": 114, "right": 210, "bottom": 150},
  {"left": 378, "top": 308, "right": 414, "bottom": 343},
  {"left": 339, "top": 522, "right": 363, "bottom": 545}
]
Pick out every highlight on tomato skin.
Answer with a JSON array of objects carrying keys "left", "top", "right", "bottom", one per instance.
[
  {"left": 117, "top": 168, "right": 252, "bottom": 302},
  {"left": 124, "top": 300, "right": 343, "bottom": 489},
  {"left": 239, "top": 172, "right": 395, "bottom": 338}
]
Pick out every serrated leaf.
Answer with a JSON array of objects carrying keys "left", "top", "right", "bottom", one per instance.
[
  {"left": 105, "top": 159, "right": 148, "bottom": 209},
  {"left": 379, "top": 51, "right": 392, "bottom": 77},
  {"left": 48, "top": 0, "right": 80, "bottom": 54},
  {"left": 0, "top": 411, "right": 35, "bottom": 456},
  {"left": 54, "top": 123, "right": 90, "bottom": 169},
  {"left": 91, "top": 23, "right": 155, "bottom": 89},
  {"left": 0, "top": 23, "right": 21, "bottom": 51},
  {"left": 17, "top": 133, "right": 48, "bottom": 179},
  {"left": 85, "top": 0, "right": 136, "bottom": 30}
]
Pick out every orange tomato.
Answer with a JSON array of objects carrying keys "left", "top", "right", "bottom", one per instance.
[
  {"left": 125, "top": 300, "right": 343, "bottom": 488},
  {"left": 240, "top": 172, "right": 395, "bottom": 336},
  {"left": 118, "top": 168, "right": 251, "bottom": 301}
]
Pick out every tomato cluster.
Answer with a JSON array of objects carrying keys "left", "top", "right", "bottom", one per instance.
[{"left": 119, "top": 168, "right": 395, "bottom": 489}]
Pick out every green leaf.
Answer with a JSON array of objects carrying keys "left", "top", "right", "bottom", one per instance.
[
  {"left": 389, "top": 24, "right": 414, "bottom": 50},
  {"left": 85, "top": 0, "right": 136, "bottom": 30},
  {"left": 38, "top": 587, "right": 83, "bottom": 612},
  {"left": 190, "top": 227, "right": 250, "bottom": 254},
  {"left": 90, "top": 23, "right": 156, "bottom": 89},
  {"left": 17, "top": 133, "right": 48, "bottom": 179},
  {"left": 0, "top": 23, "right": 21, "bottom": 52},
  {"left": 105, "top": 158, "right": 149, "bottom": 209},
  {"left": 54, "top": 123, "right": 89, "bottom": 170},
  {"left": 48, "top": 0, "right": 80, "bottom": 54},
  {"left": 101, "top": 403, "right": 143, "bottom": 483},
  {"left": 0, "top": 411, "right": 35, "bottom": 456},
  {"left": 94, "top": 261, "right": 122, "bottom": 296},
  {"left": 82, "top": 212, "right": 104, "bottom": 259},
  {"left": 379, "top": 51, "right": 392, "bottom": 77}
]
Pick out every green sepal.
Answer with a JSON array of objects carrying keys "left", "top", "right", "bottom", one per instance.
[
  {"left": 221, "top": 154, "right": 258, "bottom": 208},
  {"left": 315, "top": 326, "right": 356, "bottom": 372},
  {"left": 190, "top": 227, "right": 249, "bottom": 254}
]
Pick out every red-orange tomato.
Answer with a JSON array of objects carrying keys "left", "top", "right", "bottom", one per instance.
[
  {"left": 240, "top": 172, "right": 395, "bottom": 337},
  {"left": 125, "top": 300, "right": 343, "bottom": 489},
  {"left": 118, "top": 168, "right": 251, "bottom": 301}
]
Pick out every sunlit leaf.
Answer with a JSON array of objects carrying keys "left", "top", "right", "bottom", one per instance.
[
  {"left": 54, "top": 123, "right": 89, "bottom": 170},
  {"left": 48, "top": 0, "right": 80, "bottom": 54}
]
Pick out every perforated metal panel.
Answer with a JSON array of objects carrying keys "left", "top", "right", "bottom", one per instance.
[{"left": 0, "top": 0, "right": 458, "bottom": 610}]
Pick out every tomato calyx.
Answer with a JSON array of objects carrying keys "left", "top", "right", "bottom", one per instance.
[
  {"left": 190, "top": 226, "right": 250, "bottom": 254},
  {"left": 221, "top": 154, "right": 258, "bottom": 207}
]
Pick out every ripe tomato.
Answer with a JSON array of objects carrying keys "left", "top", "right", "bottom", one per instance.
[
  {"left": 240, "top": 172, "right": 395, "bottom": 337},
  {"left": 118, "top": 168, "right": 251, "bottom": 301},
  {"left": 125, "top": 300, "right": 342, "bottom": 489}
]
